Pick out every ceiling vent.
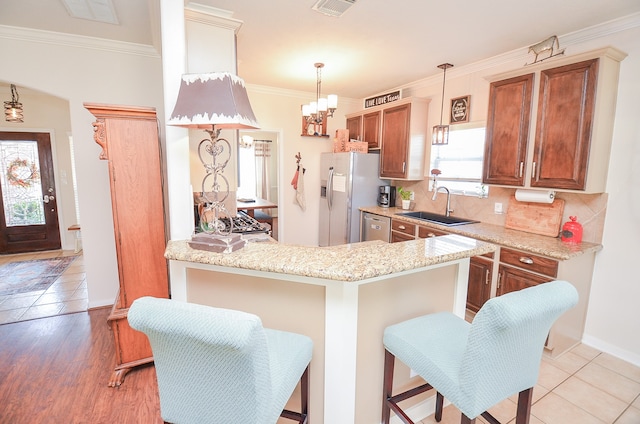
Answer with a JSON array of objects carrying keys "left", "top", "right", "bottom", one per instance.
[
  {"left": 312, "top": 0, "right": 356, "bottom": 17},
  {"left": 61, "top": 0, "right": 119, "bottom": 24}
]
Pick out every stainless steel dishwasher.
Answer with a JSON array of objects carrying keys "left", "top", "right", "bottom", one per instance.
[{"left": 361, "top": 212, "right": 391, "bottom": 242}]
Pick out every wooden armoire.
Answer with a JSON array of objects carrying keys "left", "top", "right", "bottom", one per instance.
[{"left": 84, "top": 103, "right": 169, "bottom": 387}]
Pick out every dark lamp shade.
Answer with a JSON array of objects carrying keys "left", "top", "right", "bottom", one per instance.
[{"left": 168, "top": 73, "right": 259, "bottom": 130}]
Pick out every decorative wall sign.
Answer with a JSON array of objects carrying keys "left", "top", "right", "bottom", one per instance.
[
  {"left": 364, "top": 90, "right": 401, "bottom": 109},
  {"left": 450, "top": 95, "right": 470, "bottom": 124}
]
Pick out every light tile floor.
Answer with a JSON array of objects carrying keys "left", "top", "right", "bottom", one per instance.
[
  {"left": 418, "top": 343, "right": 640, "bottom": 424},
  {"left": 0, "top": 250, "right": 86, "bottom": 325}
]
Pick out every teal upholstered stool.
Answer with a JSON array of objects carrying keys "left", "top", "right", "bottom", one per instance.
[
  {"left": 382, "top": 280, "right": 578, "bottom": 424},
  {"left": 128, "top": 297, "right": 312, "bottom": 424}
]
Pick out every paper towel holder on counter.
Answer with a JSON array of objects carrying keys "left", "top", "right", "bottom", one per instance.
[{"left": 514, "top": 189, "right": 556, "bottom": 204}]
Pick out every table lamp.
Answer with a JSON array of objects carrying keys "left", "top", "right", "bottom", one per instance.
[{"left": 168, "top": 72, "right": 259, "bottom": 252}]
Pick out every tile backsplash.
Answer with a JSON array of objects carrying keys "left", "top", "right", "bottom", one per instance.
[{"left": 395, "top": 182, "right": 607, "bottom": 244}]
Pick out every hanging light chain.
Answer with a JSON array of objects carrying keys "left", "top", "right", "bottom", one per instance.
[{"left": 437, "top": 63, "right": 453, "bottom": 126}]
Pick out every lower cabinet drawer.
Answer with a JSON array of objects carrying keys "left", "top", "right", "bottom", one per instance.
[
  {"left": 499, "top": 247, "right": 558, "bottom": 278},
  {"left": 391, "top": 219, "right": 416, "bottom": 236},
  {"left": 417, "top": 226, "right": 449, "bottom": 238},
  {"left": 391, "top": 231, "right": 415, "bottom": 243}
]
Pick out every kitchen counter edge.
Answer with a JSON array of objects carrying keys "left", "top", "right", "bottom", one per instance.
[
  {"left": 361, "top": 206, "right": 602, "bottom": 261},
  {"left": 164, "top": 235, "right": 495, "bottom": 282}
]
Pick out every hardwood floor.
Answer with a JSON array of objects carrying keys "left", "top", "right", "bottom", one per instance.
[{"left": 0, "top": 307, "right": 162, "bottom": 423}]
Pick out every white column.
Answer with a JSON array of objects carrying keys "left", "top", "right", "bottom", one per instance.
[{"left": 324, "top": 281, "right": 360, "bottom": 424}]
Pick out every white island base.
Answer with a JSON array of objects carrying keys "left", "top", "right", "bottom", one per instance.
[{"left": 165, "top": 236, "right": 495, "bottom": 424}]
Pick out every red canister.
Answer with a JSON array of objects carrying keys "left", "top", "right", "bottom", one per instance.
[{"left": 561, "top": 216, "right": 583, "bottom": 244}]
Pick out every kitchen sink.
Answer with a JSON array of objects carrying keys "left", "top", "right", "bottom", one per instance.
[{"left": 396, "top": 211, "right": 479, "bottom": 226}]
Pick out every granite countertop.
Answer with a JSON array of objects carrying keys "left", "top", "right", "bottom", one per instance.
[
  {"left": 361, "top": 206, "right": 602, "bottom": 260},
  {"left": 165, "top": 234, "right": 495, "bottom": 282}
]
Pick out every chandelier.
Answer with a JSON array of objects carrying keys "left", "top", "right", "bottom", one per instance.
[
  {"left": 4, "top": 84, "right": 24, "bottom": 123},
  {"left": 302, "top": 63, "right": 337, "bottom": 134}
]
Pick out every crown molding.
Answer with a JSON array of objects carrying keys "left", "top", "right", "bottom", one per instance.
[
  {"left": 400, "top": 12, "right": 640, "bottom": 97},
  {"left": 0, "top": 24, "right": 160, "bottom": 58},
  {"left": 184, "top": 4, "right": 243, "bottom": 33}
]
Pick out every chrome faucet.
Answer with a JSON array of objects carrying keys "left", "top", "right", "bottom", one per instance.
[{"left": 432, "top": 186, "right": 453, "bottom": 217}]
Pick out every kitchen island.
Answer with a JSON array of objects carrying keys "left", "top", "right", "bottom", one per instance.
[{"left": 165, "top": 235, "right": 495, "bottom": 424}]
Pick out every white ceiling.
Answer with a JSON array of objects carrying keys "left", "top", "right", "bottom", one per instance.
[{"left": 1, "top": 0, "right": 639, "bottom": 99}]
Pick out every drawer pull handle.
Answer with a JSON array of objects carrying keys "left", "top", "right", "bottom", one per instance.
[
  {"left": 485, "top": 270, "right": 490, "bottom": 285},
  {"left": 519, "top": 256, "right": 534, "bottom": 265},
  {"left": 428, "top": 232, "right": 436, "bottom": 238},
  {"left": 398, "top": 225, "right": 406, "bottom": 230}
]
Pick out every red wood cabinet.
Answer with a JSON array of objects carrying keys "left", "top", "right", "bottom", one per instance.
[{"left": 85, "top": 103, "right": 169, "bottom": 387}]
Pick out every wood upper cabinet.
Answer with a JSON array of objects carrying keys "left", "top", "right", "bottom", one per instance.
[
  {"left": 482, "top": 47, "right": 625, "bottom": 193},
  {"left": 531, "top": 59, "right": 597, "bottom": 190},
  {"left": 380, "top": 98, "right": 429, "bottom": 180},
  {"left": 483, "top": 74, "right": 534, "bottom": 186},
  {"left": 362, "top": 110, "right": 381, "bottom": 149},
  {"left": 380, "top": 103, "right": 411, "bottom": 179},
  {"left": 346, "top": 97, "right": 428, "bottom": 180},
  {"left": 346, "top": 110, "right": 381, "bottom": 149},
  {"left": 346, "top": 115, "right": 361, "bottom": 143}
]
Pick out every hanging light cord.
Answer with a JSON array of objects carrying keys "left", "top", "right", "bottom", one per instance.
[
  {"left": 316, "top": 63, "right": 322, "bottom": 109},
  {"left": 439, "top": 66, "right": 447, "bottom": 126},
  {"left": 10, "top": 84, "right": 19, "bottom": 104}
]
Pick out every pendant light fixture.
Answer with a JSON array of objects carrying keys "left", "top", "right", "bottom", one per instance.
[
  {"left": 302, "top": 63, "right": 338, "bottom": 134},
  {"left": 432, "top": 63, "right": 453, "bottom": 145},
  {"left": 4, "top": 84, "right": 24, "bottom": 123}
]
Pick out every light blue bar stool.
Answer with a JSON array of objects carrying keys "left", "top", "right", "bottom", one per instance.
[
  {"left": 382, "top": 280, "right": 578, "bottom": 424},
  {"left": 128, "top": 296, "right": 313, "bottom": 424}
]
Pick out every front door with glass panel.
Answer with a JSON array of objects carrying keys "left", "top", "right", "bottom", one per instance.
[{"left": 0, "top": 132, "right": 61, "bottom": 254}]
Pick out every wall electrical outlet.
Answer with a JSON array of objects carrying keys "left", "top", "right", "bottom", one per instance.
[{"left": 494, "top": 202, "right": 503, "bottom": 214}]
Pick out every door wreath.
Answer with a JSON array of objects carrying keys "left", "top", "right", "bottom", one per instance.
[{"left": 6, "top": 158, "right": 40, "bottom": 188}]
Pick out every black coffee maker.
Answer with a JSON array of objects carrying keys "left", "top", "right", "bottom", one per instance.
[{"left": 377, "top": 185, "right": 396, "bottom": 208}]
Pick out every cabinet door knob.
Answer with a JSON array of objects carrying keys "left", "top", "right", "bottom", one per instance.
[
  {"left": 519, "top": 256, "right": 534, "bottom": 265},
  {"left": 519, "top": 161, "right": 524, "bottom": 178},
  {"left": 485, "top": 270, "right": 490, "bottom": 285}
]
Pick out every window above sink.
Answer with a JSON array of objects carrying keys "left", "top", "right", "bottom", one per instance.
[{"left": 429, "top": 122, "right": 488, "bottom": 198}]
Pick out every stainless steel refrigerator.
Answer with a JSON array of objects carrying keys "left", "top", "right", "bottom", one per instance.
[{"left": 319, "top": 152, "right": 386, "bottom": 246}]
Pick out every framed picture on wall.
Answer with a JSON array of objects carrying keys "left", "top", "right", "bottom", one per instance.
[{"left": 450, "top": 95, "right": 470, "bottom": 124}]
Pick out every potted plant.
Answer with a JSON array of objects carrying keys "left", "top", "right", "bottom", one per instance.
[{"left": 398, "top": 187, "right": 412, "bottom": 210}]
